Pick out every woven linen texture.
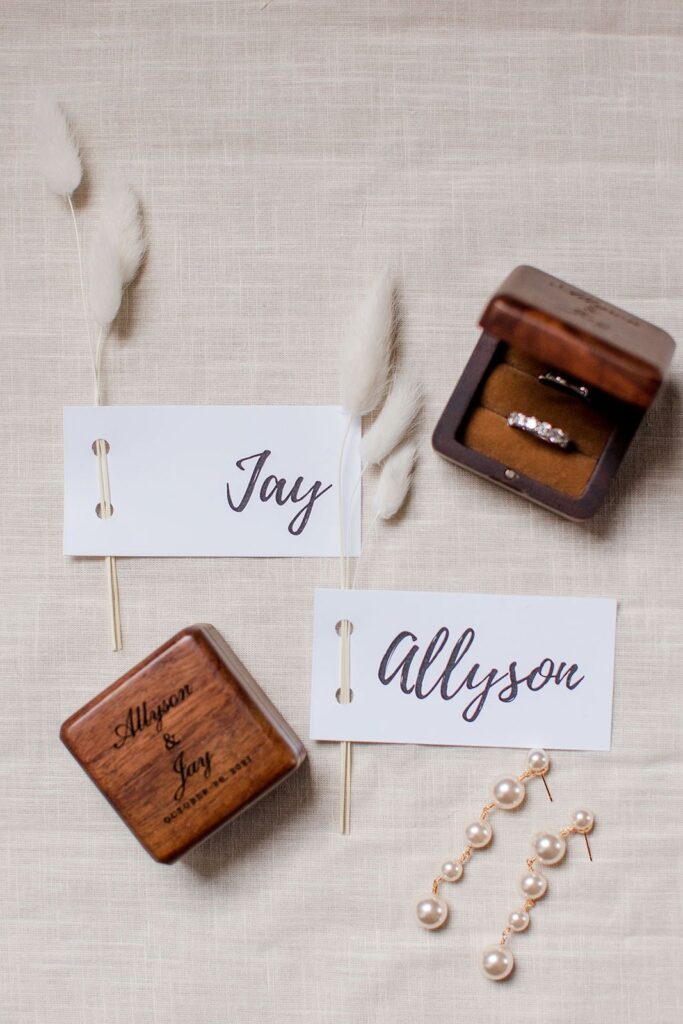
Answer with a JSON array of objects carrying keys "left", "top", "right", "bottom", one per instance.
[{"left": 1, "top": 2, "right": 681, "bottom": 1021}]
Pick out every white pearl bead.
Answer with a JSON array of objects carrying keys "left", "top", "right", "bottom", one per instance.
[
  {"left": 509, "top": 909, "right": 530, "bottom": 932},
  {"left": 520, "top": 870, "right": 547, "bottom": 899},
  {"left": 465, "top": 820, "right": 493, "bottom": 848},
  {"left": 492, "top": 776, "right": 526, "bottom": 810},
  {"left": 532, "top": 831, "right": 567, "bottom": 866},
  {"left": 527, "top": 748, "right": 550, "bottom": 773},
  {"left": 572, "top": 808, "right": 594, "bottom": 833},
  {"left": 481, "top": 945, "right": 515, "bottom": 981},
  {"left": 441, "top": 860, "right": 463, "bottom": 883},
  {"left": 416, "top": 895, "right": 448, "bottom": 929}
]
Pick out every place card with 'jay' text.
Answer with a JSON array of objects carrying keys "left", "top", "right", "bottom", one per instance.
[
  {"left": 63, "top": 405, "right": 360, "bottom": 556},
  {"left": 310, "top": 589, "right": 616, "bottom": 750}
]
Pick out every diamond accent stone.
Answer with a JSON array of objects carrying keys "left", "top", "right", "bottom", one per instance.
[{"left": 506, "top": 411, "right": 570, "bottom": 449}]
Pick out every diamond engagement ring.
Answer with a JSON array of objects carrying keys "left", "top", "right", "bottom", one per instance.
[{"left": 506, "top": 412, "right": 571, "bottom": 449}]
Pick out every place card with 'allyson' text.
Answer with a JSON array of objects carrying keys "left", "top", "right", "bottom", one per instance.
[
  {"left": 63, "top": 406, "right": 360, "bottom": 557},
  {"left": 310, "top": 589, "right": 616, "bottom": 750}
]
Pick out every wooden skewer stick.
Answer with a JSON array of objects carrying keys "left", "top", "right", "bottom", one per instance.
[
  {"left": 338, "top": 618, "right": 352, "bottom": 833},
  {"left": 95, "top": 438, "right": 122, "bottom": 651},
  {"left": 336, "top": 417, "right": 354, "bottom": 834},
  {"left": 339, "top": 741, "right": 351, "bottom": 834},
  {"left": 344, "top": 742, "right": 351, "bottom": 833},
  {"left": 106, "top": 556, "right": 123, "bottom": 651}
]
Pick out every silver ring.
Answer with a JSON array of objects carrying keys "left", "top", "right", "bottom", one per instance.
[
  {"left": 507, "top": 411, "right": 571, "bottom": 449},
  {"left": 538, "top": 372, "right": 590, "bottom": 401}
]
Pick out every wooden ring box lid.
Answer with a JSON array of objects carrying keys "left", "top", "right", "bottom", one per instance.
[
  {"left": 60, "top": 625, "right": 306, "bottom": 863},
  {"left": 432, "top": 265, "right": 675, "bottom": 519}
]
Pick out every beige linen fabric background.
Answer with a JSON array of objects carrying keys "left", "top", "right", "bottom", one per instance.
[{"left": 1, "top": 2, "right": 682, "bottom": 1022}]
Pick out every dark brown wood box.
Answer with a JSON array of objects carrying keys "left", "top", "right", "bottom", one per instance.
[
  {"left": 432, "top": 265, "right": 675, "bottom": 519},
  {"left": 60, "top": 625, "right": 306, "bottom": 863}
]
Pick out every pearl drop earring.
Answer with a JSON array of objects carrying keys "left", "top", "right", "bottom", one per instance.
[
  {"left": 415, "top": 748, "right": 552, "bottom": 931},
  {"left": 481, "top": 808, "right": 595, "bottom": 981}
]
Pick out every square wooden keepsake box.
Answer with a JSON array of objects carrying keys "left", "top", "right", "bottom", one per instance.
[
  {"left": 432, "top": 265, "right": 675, "bottom": 519},
  {"left": 60, "top": 625, "right": 306, "bottom": 863}
]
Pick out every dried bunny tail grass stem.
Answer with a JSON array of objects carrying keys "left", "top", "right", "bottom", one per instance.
[
  {"left": 90, "top": 186, "right": 146, "bottom": 404},
  {"left": 103, "top": 184, "right": 146, "bottom": 285},
  {"left": 87, "top": 187, "right": 144, "bottom": 653},
  {"left": 336, "top": 268, "right": 395, "bottom": 835},
  {"left": 374, "top": 441, "right": 417, "bottom": 520},
  {"left": 35, "top": 96, "right": 82, "bottom": 197},
  {"left": 87, "top": 210, "right": 124, "bottom": 651},
  {"left": 35, "top": 98, "right": 137, "bottom": 653},
  {"left": 351, "top": 441, "right": 418, "bottom": 590},
  {"left": 67, "top": 194, "right": 97, "bottom": 379},
  {"left": 89, "top": 239, "right": 122, "bottom": 403},
  {"left": 338, "top": 267, "right": 395, "bottom": 587},
  {"left": 341, "top": 266, "right": 395, "bottom": 418},
  {"left": 361, "top": 371, "right": 421, "bottom": 468},
  {"left": 89, "top": 230, "right": 124, "bottom": 333},
  {"left": 34, "top": 98, "right": 94, "bottom": 373},
  {"left": 342, "top": 368, "right": 419, "bottom": 556}
]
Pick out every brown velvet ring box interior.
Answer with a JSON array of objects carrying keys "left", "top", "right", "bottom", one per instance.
[
  {"left": 60, "top": 625, "right": 306, "bottom": 863},
  {"left": 433, "top": 265, "right": 675, "bottom": 519}
]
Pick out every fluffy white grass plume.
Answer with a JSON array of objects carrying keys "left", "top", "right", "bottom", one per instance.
[
  {"left": 102, "top": 185, "right": 146, "bottom": 285},
  {"left": 337, "top": 271, "right": 406, "bottom": 833},
  {"left": 35, "top": 97, "right": 82, "bottom": 197},
  {"left": 88, "top": 186, "right": 145, "bottom": 329},
  {"left": 341, "top": 268, "right": 394, "bottom": 416},
  {"left": 88, "top": 229, "right": 123, "bottom": 328},
  {"left": 374, "top": 442, "right": 417, "bottom": 520},
  {"left": 361, "top": 371, "right": 421, "bottom": 467}
]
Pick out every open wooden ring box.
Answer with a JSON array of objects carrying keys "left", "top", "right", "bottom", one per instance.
[
  {"left": 60, "top": 625, "right": 306, "bottom": 863},
  {"left": 433, "top": 265, "right": 675, "bottom": 519}
]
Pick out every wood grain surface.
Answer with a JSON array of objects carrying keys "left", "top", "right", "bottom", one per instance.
[
  {"left": 480, "top": 265, "right": 675, "bottom": 408},
  {"left": 60, "top": 625, "right": 306, "bottom": 863}
]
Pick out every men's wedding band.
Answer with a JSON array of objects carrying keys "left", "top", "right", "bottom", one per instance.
[
  {"left": 538, "top": 372, "right": 590, "bottom": 401},
  {"left": 507, "top": 411, "right": 571, "bottom": 449}
]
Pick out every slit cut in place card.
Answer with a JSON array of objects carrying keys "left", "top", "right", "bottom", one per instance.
[
  {"left": 310, "top": 589, "right": 617, "bottom": 750},
  {"left": 63, "top": 405, "right": 361, "bottom": 556}
]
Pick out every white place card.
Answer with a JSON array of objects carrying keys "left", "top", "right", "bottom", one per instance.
[
  {"left": 63, "top": 406, "right": 360, "bottom": 557},
  {"left": 310, "top": 589, "right": 616, "bottom": 750}
]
